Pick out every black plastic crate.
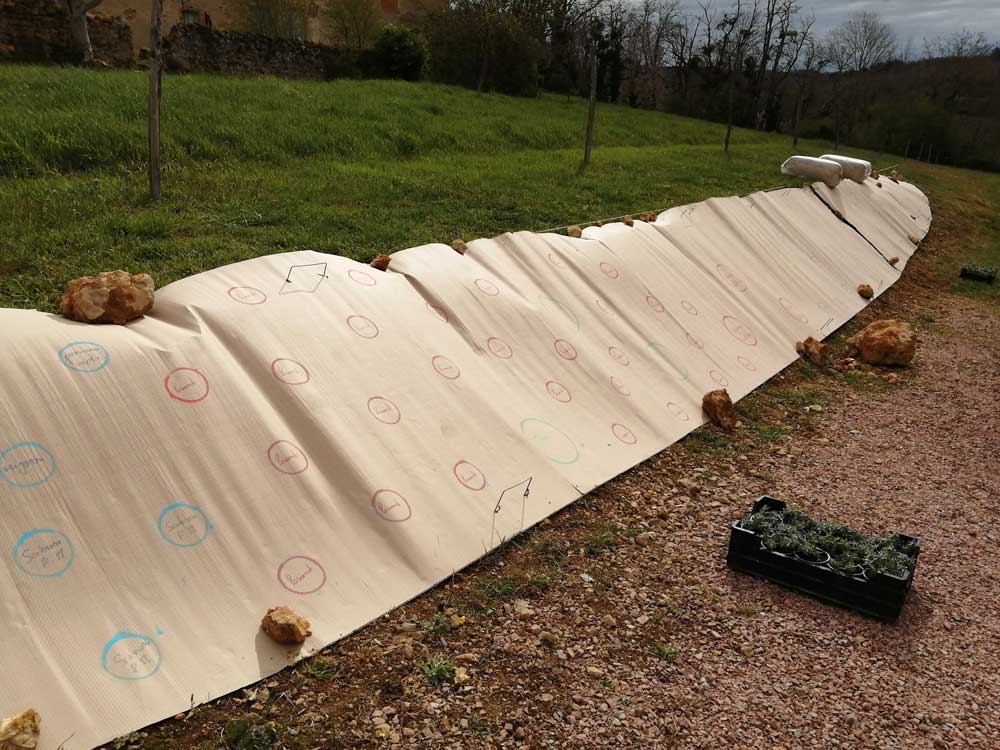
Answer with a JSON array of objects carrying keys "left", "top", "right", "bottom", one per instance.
[
  {"left": 959, "top": 264, "right": 997, "bottom": 284},
  {"left": 726, "top": 496, "right": 920, "bottom": 621}
]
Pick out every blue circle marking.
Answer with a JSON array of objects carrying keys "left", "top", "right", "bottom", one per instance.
[
  {"left": 58, "top": 341, "right": 110, "bottom": 373},
  {"left": 0, "top": 442, "right": 57, "bottom": 488},
  {"left": 157, "top": 503, "right": 211, "bottom": 548},
  {"left": 12, "top": 529, "right": 74, "bottom": 578},
  {"left": 101, "top": 632, "right": 162, "bottom": 680}
]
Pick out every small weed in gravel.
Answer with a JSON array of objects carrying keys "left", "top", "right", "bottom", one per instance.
[
  {"left": 300, "top": 655, "right": 335, "bottom": 680},
  {"left": 223, "top": 719, "right": 278, "bottom": 750},
  {"left": 419, "top": 611, "right": 453, "bottom": 636},
  {"left": 585, "top": 529, "right": 619, "bottom": 556},
  {"left": 530, "top": 533, "right": 569, "bottom": 564},
  {"left": 653, "top": 642, "right": 680, "bottom": 662},
  {"left": 422, "top": 655, "right": 456, "bottom": 685},
  {"left": 752, "top": 424, "right": 790, "bottom": 443}
]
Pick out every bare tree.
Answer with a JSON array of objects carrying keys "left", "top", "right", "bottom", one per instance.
[
  {"left": 664, "top": 11, "right": 702, "bottom": 113},
  {"left": 923, "top": 29, "right": 993, "bottom": 59},
  {"left": 791, "top": 34, "right": 826, "bottom": 147},
  {"left": 826, "top": 10, "right": 896, "bottom": 73},
  {"left": 326, "top": 0, "right": 382, "bottom": 49},
  {"left": 64, "top": 0, "right": 104, "bottom": 63}
]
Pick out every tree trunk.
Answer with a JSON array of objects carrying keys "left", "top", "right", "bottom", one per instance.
[
  {"left": 724, "top": 72, "right": 735, "bottom": 154},
  {"left": 148, "top": 0, "right": 164, "bottom": 201},
  {"left": 580, "top": 48, "right": 598, "bottom": 173},
  {"left": 66, "top": 1, "right": 94, "bottom": 63},
  {"left": 792, "top": 85, "right": 803, "bottom": 149}
]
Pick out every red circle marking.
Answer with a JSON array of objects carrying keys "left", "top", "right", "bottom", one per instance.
[
  {"left": 686, "top": 332, "right": 705, "bottom": 350},
  {"left": 348, "top": 269, "right": 376, "bottom": 287},
  {"left": 548, "top": 252, "right": 567, "bottom": 269},
  {"left": 271, "top": 358, "right": 310, "bottom": 385},
  {"left": 610, "top": 376, "right": 631, "bottom": 396},
  {"left": 737, "top": 355, "right": 757, "bottom": 372},
  {"left": 371, "top": 489, "right": 411, "bottom": 522},
  {"left": 427, "top": 303, "right": 449, "bottom": 323},
  {"left": 367, "top": 396, "right": 401, "bottom": 425},
  {"left": 432, "top": 355, "right": 461, "bottom": 380},
  {"left": 717, "top": 264, "right": 748, "bottom": 292},
  {"left": 710, "top": 369, "right": 729, "bottom": 386},
  {"left": 600, "top": 262, "right": 620, "bottom": 279},
  {"left": 545, "top": 380, "right": 572, "bottom": 403},
  {"left": 268, "top": 440, "right": 309, "bottom": 475},
  {"left": 277, "top": 555, "right": 327, "bottom": 595},
  {"left": 475, "top": 278, "right": 500, "bottom": 296},
  {"left": 646, "top": 295, "right": 665, "bottom": 313},
  {"left": 554, "top": 339, "right": 578, "bottom": 361},
  {"left": 681, "top": 299, "right": 699, "bottom": 316},
  {"left": 164, "top": 367, "right": 209, "bottom": 403},
  {"left": 347, "top": 315, "right": 379, "bottom": 339},
  {"left": 778, "top": 297, "right": 809, "bottom": 324},
  {"left": 723, "top": 315, "right": 758, "bottom": 346},
  {"left": 667, "top": 402, "right": 691, "bottom": 421},
  {"left": 487, "top": 337, "right": 513, "bottom": 359},
  {"left": 608, "top": 346, "right": 630, "bottom": 367},
  {"left": 612, "top": 423, "right": 637, "bottom": 445},
  {"left": 228, "top": 286, "right": 267, "bottom": 305},
  {"left": 453, "top": 460, "right": 487, "bottom": 491}
]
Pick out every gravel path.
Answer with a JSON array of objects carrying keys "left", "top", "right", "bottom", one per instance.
[{"left": 118, "top": 214, "right": 1000, "bottom": 750}]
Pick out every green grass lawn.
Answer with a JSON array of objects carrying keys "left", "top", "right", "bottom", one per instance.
[{"left": 1, "top": 63, "right": 998, "bottom": 311}]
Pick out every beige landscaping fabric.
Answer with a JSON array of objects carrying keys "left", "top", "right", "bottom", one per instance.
[{"left": 0, "top": 179, "right": 929, "bottom": 750}]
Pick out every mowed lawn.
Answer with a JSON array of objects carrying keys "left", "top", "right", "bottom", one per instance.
[{"left": 1, "top": 63, "right": 997, "bottom": 312}]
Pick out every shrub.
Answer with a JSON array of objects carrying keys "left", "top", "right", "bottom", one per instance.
[{"left": 367, "top": 25, "right": 428, "bottom": 81}]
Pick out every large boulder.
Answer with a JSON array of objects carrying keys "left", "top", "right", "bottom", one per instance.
[
  {"left": 846, "top": 319, "right": 916, "bottom": 366},
  {"left": 702, "top": 389, "right": 738, "bottom": 432},
  {"left": 59, "top": 270, "right": 154, "bottom": 325},
  {"left": 261, "top": 606, "right": 311, "bottom": 645},
  {"left": 0, "top": 709, "right": 40, "bottom": 750}
]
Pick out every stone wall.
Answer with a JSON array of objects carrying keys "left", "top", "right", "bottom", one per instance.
[
  {"left": 165, "top": 23, "right": 362, "bottom": 80},
  {"left": 0, "top": 0, "right": 133, "bottom": 65}
]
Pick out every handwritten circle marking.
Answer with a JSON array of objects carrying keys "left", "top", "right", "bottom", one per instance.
[
  {"left": 1, "top": 442, "right": 56, "bottom": 488},
  {"left": 372, "top": 489, "right": 412, "bottom": 522},
  {"left": 611, "top": 423, "right": 638, "bottom": 445},
  {"left": 157, "top": 503, "right": 211, "bottom": 548},
  {"left": 778, "top": 297, "right": 809, "bottom": 324},
  {"left": 710, "top": 369, "right": 729, "bottom": 386},
  {"left": 59, "top": 341, "right": 109, "bottom": 373},
  {"left": 646, "top": 295, "right": 665, "bottom": 313},
  {"left": 487, "top": 337, "right": 513, "bottom": 359},
  {"left": 12, "top": 529, "right": 74, "bottom": 578},
  {"left": 717, "top": 264, "right": 748, "bottom": 292},
  {"left": 610, "top": 376, "right": 631, "bottom": 396},
  {"left": 268, "top": 440, "right": 309, "bottom": 475},
  {"left": 737, "top": 355, "right": 757, "bottom": 372},
  {"left": 347, "top": 315, "right": 379, "bottom": 339},
  {"left": 368, "top": 396, "right": 401, "bottom": 425},
  {"left": 608, "top": 346, "right": 630, "bottom": 367},
  {"left": 432, "top": 355, "right": 461, "bottom": 380},
  {"left": 348, "top": 269, "right": 376, "bottom": 287},
  {"left": 278, "top": 555, "right": 327, "bottom": 595},
  {"left": 723, "top": 315, "right": 758, "bottom": 346},
  {"left": 453, "top": 460, "right": 487, "bottom": 491},
  {"left": 228, "top": 286, "right": 267, "bottom": 305},
  {"left": 164, "top": 367, "right": 209, "bottom": 403},
  {"left": 680, "top": 300, "right": 699, "bottom": 316},
  {"left": 102, "top": 632, "right": 161, "bottom": 681},
  {"left": 272, "top": 358, "right": 310, "bottom": 385},
  {"left": 545, "top": 380, "right": 572, "bottom": 403},
  {"left": 554, "top": 339, "right": 578, "bottom": 361},
  {"left": 475, "top": 278, "right": 500, "bottom": 296},
  {"left": 667, "top": 402, "right": 691, "bottom": 421},
  {"left": 519, "top": 418, "right": 579, "bottom": 465},
  {"left": 600, "top": 262, "right": 620, "bottom": 279}
]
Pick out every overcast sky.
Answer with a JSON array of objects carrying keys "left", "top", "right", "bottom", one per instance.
[{"left": 802, "top": 0, "right": 1000, "bottom": 45}]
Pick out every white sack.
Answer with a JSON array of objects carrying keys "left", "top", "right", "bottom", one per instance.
[
  {"left": 781, "top": 156, "right": 842, "bottom": 188},
  {"left": 820, "top": 154, "right": 872, "bottom": 184}
]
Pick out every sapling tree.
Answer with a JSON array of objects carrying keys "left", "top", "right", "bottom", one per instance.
[{"left": 64, "top": 0, "right": 104, "bottom": 63}]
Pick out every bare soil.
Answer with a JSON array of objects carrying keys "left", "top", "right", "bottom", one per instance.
[{"left": 105, "top": 184, "right": 1000, "bottom": 750}]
